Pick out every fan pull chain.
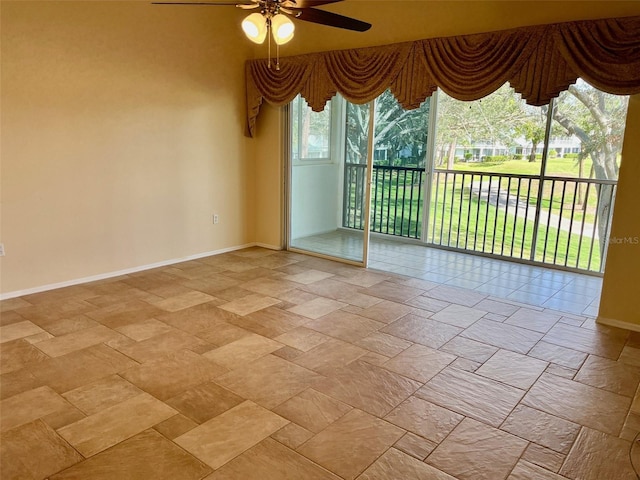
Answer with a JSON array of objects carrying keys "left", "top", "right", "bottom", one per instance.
[
  {"left": 263, "top": 15, "right": 283, "bottom": 70},
  {"left": 268, "top": 24, "right": 272, "bottom": 69}
]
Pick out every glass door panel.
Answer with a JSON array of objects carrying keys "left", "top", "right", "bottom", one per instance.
[
  {"left": 538, "top": 80, "right": 629, "bottom": 272},
  {"left": 370, "top": 91, "right": 430, "bottom": 240},
  {"left": 289, "top": 95, "right": 370, "bottom": 264}
]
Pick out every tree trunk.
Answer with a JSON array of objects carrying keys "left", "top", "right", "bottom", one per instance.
[
  {"left": 447, "top": 138, "right": 457, "bottom": 170},
  {"left": 435, "top": 145, "right": 444, "bottom": 167},
  {"left": 582, "top": 164, "right": 594, "bottom": 211},
  {"left": 528, "top": 143, "right": 538, "bottom": 162},
  {"left": 593, "top": 148, "right": 619, "bottom": 262},
  {"left": 596, "top": 184, "right": 615, "bottom": 264}
]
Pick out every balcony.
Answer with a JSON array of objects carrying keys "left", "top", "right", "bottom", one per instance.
[{"left": 343, "top": 163, "right": 617, "bottom": 274}]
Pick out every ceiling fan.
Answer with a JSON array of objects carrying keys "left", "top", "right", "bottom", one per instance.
[{"left": 152, "top": 1, "right": 372, "bottom": 46}]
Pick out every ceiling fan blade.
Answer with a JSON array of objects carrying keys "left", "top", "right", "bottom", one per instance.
[
  {"left": 293, "top": 7, "right": 371, "bottom": 32},
  {"left": 151, "top": 2, "right": 252, "bottom": 5},
  {"left": 285, "top": 0, "right": 344, "bottom": 7}
]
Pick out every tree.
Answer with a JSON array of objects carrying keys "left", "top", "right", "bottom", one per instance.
[
  {"left": 292, "top": 95, "right": 331, "bottom": 159},
  {"left": 516, "top": 118, "right": 545, "bottom": 162},
  {"left": 435, "top": 84, "right": 526, "bottom": 168},
  {"left": 345, "top": 101, "right": 370, "bottom": 164},
  {"left": 552, "top": 80, "right": 629, "bottom": 256},
  {"left": 374, "top": 91, "right": 429, "bottom": 167},
  {"left": 345, "top": 90, "right": 430, "bottom": 167}
]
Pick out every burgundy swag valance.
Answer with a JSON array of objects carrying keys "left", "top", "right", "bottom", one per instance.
[{"left": 245, "top": 15, "right": 640, "bottom": 137}]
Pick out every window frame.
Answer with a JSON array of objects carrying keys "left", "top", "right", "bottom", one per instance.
[{"left": 290, "top": 95, "right": 343, "bottom": 166}]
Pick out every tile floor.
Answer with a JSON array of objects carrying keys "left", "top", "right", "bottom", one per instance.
[
  {"left": 293, "top": 231, "right": 603, "bottom": 317},
  {"left": 1, "top": 247, "right": 639, "bottom": 479}
]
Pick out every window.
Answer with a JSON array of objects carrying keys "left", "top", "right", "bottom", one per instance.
[{"left": 291, "top": 95, "right": 340, "bottom": 164}]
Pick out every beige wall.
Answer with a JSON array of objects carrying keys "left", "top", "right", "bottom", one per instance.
[
  {"left": 599, "top": 94, "right": 640, "bottom": 327},
  {"left": 1, "top": 1, "right": 254, "bottom": 294},
  {"left": 251, "top": 104, "right": 283, "bottom": 249}
]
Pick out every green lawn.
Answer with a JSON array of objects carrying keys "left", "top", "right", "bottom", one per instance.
[
  {"left": 426, "top": 183, "right": 603, "bottom": 271},
  {"left": 449, "top": 156, "right": 590, "bottom": 177},
  {"left": 457, "top": 157, "right": 603, "bottom": 222}
]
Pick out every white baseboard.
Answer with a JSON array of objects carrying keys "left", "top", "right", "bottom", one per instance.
[
  {"left": 596, "top": 315, "right": 640, "bottom": 333},
  {"left": 0, "top": 242, "right": 282, "bottom": 301},
  {"left": 254, "top": 243, "right": 282, "bottom": 251}
]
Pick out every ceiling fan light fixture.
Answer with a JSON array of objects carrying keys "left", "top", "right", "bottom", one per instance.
[
  {"left": 271, "top": 14, "right": 295, "bottom": 45},
  {"left": 242, "top": 12, "right": 268, "bottom": 44}
]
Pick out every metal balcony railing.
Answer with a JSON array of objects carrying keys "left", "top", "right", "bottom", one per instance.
[{"left": 343, "top": 163, "right": 617, "bottom": 273}]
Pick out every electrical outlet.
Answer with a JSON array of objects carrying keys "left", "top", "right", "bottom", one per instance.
[
  {"left": 0, "top": 243, "right": 4, "bottom": 256},
  {"left": 213, "top": 214, "right": 219, "bottom": 225}
]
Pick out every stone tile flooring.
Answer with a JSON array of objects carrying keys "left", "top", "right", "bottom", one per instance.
[
  {"left": 1, "top": 247, "right": 639, "bottom": 479},
  {"left": 294, "top": 231, "right": 603, "bottom": 317}
]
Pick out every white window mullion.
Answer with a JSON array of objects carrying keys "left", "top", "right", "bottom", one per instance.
[{"left": 421, "top": 90, "right": 439, "bottom": 243}]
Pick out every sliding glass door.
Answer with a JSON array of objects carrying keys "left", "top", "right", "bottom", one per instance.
[
  {"left": 288, "top": 95, "right": 373, "bottom": 265},
  {"left": 287, "top": 80, "right": 626, "bottom": 275}
]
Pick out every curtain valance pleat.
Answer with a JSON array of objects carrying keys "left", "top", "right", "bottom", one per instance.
[
  {"left": 419, "top": 26, "right": 540, "bottom": 101},
  {"left": 555, "top": 16, "right": 640, "bottom": 95},
  {"left": 246, "top": 15, "right": 640, "bottom": 136}
]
